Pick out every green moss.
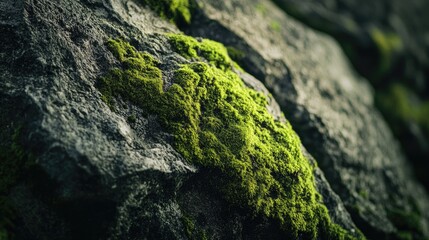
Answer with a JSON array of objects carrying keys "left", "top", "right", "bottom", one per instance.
[
  {"left": 182, "top": 215, "right": 195, "bottom": 237},
  {"left": 370, "top": 28, "right": 403, "bottom": 78},
  {"left": 168, "top": 34, "right": 233, "bottom": 71},
  {"left": 269, "top": 21, "right": 281, "bottom": 32},
  {"left": 397, "top": 231, "right": 413, "bottom": 240},
  {"left": 140, "top": 0, "right": 192, "bottom": 25},
  {"left": 127, "top": 114, "right": 137, "bottom": 123},
  {"left": 0, "top": 230, "right": 7, "bottom": 240},
  {"left": 98, "top": 38, "right": 361, "bottom": 239},
  {"left": 358, "top": 190, "right": 369, "bottom": 199},
  {"left": 226, "top": 46, "right": 245, "bottom": 61},
  {"left": 376, "top": 83, "right": 429, "bottom": 134},
  {"left": 255, "top": 3, "right": 268, "bottom": 16},
  {"left": 181, "top": 215, "right": 208, "bottom": 240},
  {"left": 97, "top": 39, "right": 163, "bottom": 108}
]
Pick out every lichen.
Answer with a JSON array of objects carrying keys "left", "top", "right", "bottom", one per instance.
[
  {"left": 98, "top": 37, "right": 361, "bottom": 239},
  {"left": 167, "top": 34, "right": 233, "bottom": 71},
  {"left": 139, "top": 0, "right": 192, "bottom": 25}
]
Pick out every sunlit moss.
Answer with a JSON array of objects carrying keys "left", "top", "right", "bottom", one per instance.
[
  {"left": 97, "top": 39, "right": 162, "bottom": 109},
  {"left": 140, "top": 0, "right": 192, "bottom": 25},
  {"left": 397, "top": 231, "right": 413, "bottom": 240},
  {"left": 98, "top": 37, "right": 361, "bottom": 239},
  {"left": 167, "top": 34, "right": 233, "bottom": 71}
]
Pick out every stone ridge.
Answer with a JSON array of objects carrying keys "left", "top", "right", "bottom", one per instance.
[{"left": 180, "top": 0, "right": 429, "bottom": 239}]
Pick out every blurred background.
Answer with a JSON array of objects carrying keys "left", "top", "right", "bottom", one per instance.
[{"left": 273, "top": 0, "right": 429, "bottom": 190}]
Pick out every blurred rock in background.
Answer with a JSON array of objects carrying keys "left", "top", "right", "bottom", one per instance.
[{"left": 273, "top": 0, "right": 429, "bottom": 189}]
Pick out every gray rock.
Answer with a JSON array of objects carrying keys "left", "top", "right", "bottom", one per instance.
[
  {"left": 273, "top": 0, "right": 429, "bottom": 86},
  {"left": 0, "top": 0, "right": 358, "bottom": 239},
  {"left": 0, "top": 0, "right": 191, "bottom": 239},
  {"left": 272, "top": 0, "right": 429, "bottom": 190}
]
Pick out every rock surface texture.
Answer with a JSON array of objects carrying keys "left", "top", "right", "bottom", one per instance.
[{"left": 0, "top": 0, "right": 428, "bottom": 240}]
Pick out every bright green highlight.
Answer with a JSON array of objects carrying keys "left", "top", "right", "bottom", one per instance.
[
  {"left": 167, "top": 34, "right": 233, "bottom": 70},
  {"left": 140, "top": 0, "right": 192, "bottom": 24},
  {"left": 98, "top": 37, "right": 359, "bottom": 239}
]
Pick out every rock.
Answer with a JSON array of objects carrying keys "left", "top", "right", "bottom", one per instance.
[
  {"left": 0, "top": 0, "right": 358, "bottom": 239},
  {"left": 272, "top": 0, "right": 429, "bottom": 85},
  {"left": 0, "top": 0, "right": 427, "bottom": 239},
  {"left": 184, "top": 0, "right": 429, "bottom": 239},
  {"left": 272, "top": 0, "right": 429, "bottom": 190},
  {"left": 0, "top": 0, "right": 191, "bottom": 239}
]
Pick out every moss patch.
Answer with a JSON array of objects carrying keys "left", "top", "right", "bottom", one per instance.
[
  {"left": 97, "top": 37, "right": 360, "bottom": 239},
  {"left": 167, "top": 34, "right": 233, "bottom": 70},
  {"left": 370, "top": 28, "right": 403, "bottom": 79},
  {"left": 226, "top": 46, "right": 245, "bottom": 61},
  {"left": 269, "top": 21, "right": 281, "bottom": 32},
  {"left": 181, "top": 215, "right": 207, "bottom": 240},
  {"left": 376, "top": 83, "right": 429, "bottom": 133},
  {"left": 388, "top": 207, "right": 425, "bottom": 240},
  {"left": 139, "top": 0, "right": 193, "bottom": 25}
]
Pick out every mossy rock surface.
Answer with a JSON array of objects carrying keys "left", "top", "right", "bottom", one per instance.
[
  {"left": 1, "top": 0, "right": 428, "bottom": 239},
  {"left": 183, "top": 0, "right": 429, "bottom": 239},
  {"left": 97, "top": 37, "right": 358, "bottom": 239}
]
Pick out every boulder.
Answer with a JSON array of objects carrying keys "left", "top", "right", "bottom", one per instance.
[{"left": 0, "top": 0, "right": 427, "bottom": 239}]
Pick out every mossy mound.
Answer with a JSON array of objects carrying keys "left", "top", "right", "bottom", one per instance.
[{"left": 97, "top": 37, "right": 359, "bottom": 239}]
